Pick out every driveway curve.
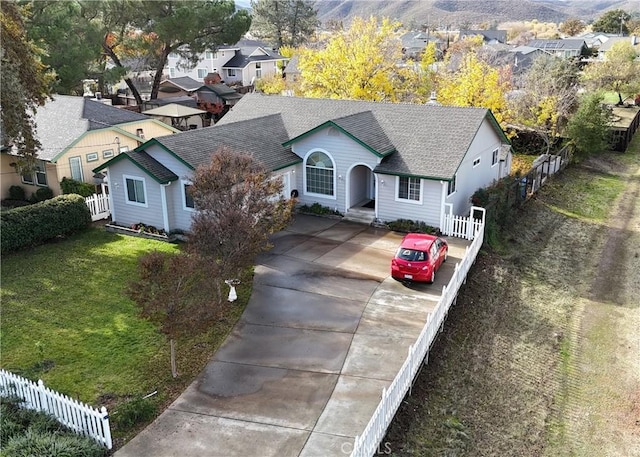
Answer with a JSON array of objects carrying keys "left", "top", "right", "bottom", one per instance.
[{"left": 115, "top": 215, "right": 470, "bottom": 457}]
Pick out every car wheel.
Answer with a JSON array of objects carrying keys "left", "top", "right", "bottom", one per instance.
[
  {"left": 429, "top": 269, "right": 435, "bottom": 284},
  {"left": 444, "top": 249, "right": 448, "bottom": 262}
]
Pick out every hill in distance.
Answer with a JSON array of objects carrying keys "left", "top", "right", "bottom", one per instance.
[{"left": 314, "top": 0, "right": 640, "bottom": 27}]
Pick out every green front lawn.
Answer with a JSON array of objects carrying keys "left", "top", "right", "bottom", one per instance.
[{"left": 1, "top": 228, "right": 179, "bottom": 402}]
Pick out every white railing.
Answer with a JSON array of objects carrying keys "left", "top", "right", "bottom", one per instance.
[
  {"left": 350, "top": 221, "right": 485, "bottom": 457},
  {"left": 85, "top": 193, "right": 110, "bottom": 222},
  {"left": 442, "top": 205, "right": 485, "bottom": 240},
  {"left": 0, "top": 369, "right": 112, "bottom": 449}
]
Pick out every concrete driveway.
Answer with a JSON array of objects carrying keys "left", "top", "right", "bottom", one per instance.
[{"left": 115, "top": 215, "right": 470, "bottom": 457}]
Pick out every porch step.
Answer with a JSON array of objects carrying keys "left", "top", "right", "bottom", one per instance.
[{"left": 344, "top": 207, "right": 376, "bottom": 225}]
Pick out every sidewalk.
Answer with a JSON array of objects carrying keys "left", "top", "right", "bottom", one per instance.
[{"left": 115, "top": 215, "right": 470, "bottom": 456}]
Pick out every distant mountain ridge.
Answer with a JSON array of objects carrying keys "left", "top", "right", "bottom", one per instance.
[{"left": 313, "top": 0, "right": 640, "bottom": 27}]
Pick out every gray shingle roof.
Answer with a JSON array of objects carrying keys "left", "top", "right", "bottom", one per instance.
[
  {"left": 224, "top": 52, "right": 286, "bottom": 69},
  {"left": 330, "top": 111, "right": 395, "bottom": 156},
  {"left": 124, "top": 150, "right": 179, "bottom": 183},
  {"left": 83, "top": 99, "right": 148, "bottom": 130},
  {"left": 33, "top": 95, "right": 88, "bottom": 161},
  {"left": 150, "top": 113, "right": 300, "bottom": 172},
  {"left": 161, "top": 76, "right": 202, "bottom": 92},
  {"left": 528, "top": 39, "right": 586, "bottom": 51},
  {"left": 217, "top": 94, "right": 500, "bottom": 180}
]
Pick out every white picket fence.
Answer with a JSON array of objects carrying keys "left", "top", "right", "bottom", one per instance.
[
  {"left": 442, "top": 205, "right": 486, "bottom": 240},
  {"left": 85, "top": 193, "right": 110, "bottom": 222},
  {"left": 349, "top": 219, "right": 485, "bottom": 457},
  {"left": 0, "top": 369, "right": 112, "bottom": 449}
]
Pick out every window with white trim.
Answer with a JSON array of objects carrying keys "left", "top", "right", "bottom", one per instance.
[
  {"left": 103, "top": 149, "right": 114, "bottom": 159},
  {"left": 86, "top": 152, "right": 98, "bottom": 162},
  {"left": 182, "top": 181, "right": 195, "bottom": 210},
  {"left": 169, "top": 67, "right": 176, "bottom": 78},
  {"left": 69, "top": 156, "right": 83, "bottom": 181},
  {"left": 197, "top": 68, "right": 207, "bottom": 79},
  {"left": 448, "top": 175, "right": 457, "bottom": 195},
  {"left": 473, "top": 157, "right": 481, "bottom": 167},
  {"left": 119, "top": 146, "right": 130, "bottom": 153},
  {"left": 255, "top": 62, "right": 262, "bottom": 78},
  {"left": 124, "top": 175, "right": 147, "bottom": 206},
  {"left": 205, "top": 51, "right": 213, "bottom": 59},
  {"left": 305, "top": 151, "right": 334, "bottom": 196},
  {"left": 492, "top": 148, "right": 499, "bottom": 166},
  {"left": 397, "top": 176, "right": 421, "bottom": 201},
  {"left": 227, "top": 69, "right": 236, "bottom": 77}
]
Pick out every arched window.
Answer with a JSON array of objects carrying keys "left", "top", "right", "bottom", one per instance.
[{"left": 305, "top": 151, "right": 334, "bottom": 196}]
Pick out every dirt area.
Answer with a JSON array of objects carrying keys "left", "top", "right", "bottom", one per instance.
[{"left": 382, "top": 151, "right": 640, "bottom": 456}]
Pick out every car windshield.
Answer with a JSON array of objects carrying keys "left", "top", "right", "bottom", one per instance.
[{"left": 396, "top": 248, "right": 427, "bottom": 261}]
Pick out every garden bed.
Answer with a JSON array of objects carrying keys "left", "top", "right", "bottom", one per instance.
[{"left": 105, "top": 223, "right": 176, "bottom": 242}]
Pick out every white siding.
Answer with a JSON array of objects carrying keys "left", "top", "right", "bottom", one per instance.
[
  {"left": 290, "top": 128, "right": 381, "bottom": 214},
  {"left": 446, "top": 119, "right": 504, "bottom": 215},
  {"left": 376, "top": 176, "right": 442, "bottom": 227},
  {"left": 108, "top": 160, "right": 164, "bottom": 229}
]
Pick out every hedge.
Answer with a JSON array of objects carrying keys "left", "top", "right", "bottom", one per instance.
[{"left": 1, "top": 194, "right": 91, "bottom": 254}]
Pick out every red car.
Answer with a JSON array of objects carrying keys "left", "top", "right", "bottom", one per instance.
[{"left": 391, "top": 233, "right": 448, "bottom": 283}]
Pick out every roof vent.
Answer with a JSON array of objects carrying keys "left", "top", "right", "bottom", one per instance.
[{"left": 426, "top": 91, "right": 440, "bottom": 105}]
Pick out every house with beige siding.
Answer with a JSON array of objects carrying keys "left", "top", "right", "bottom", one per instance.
[
  {"left": 0, "top": 95, "right": 179, "bottom": 200},
  {"left": 95, "top": 94, "right": 512, "bottom": 233}
]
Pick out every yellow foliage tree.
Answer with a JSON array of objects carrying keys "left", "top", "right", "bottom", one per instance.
[
  {"left": 297, "top": 16, "right": 407, "bottom": 101},
  {"left": 437, "top": 52, "right": 511, "bottom": 129}
]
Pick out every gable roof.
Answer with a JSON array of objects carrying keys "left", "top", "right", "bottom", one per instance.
[
  {"left": 284, "top": 111, "right": 396, "bottom": 157},
  {"left": 159, "top": 76, "right": 202, "bottom": 92},
  {"left": 144, "top": 113, "right": 301, "bottom": 172},
  {"left": 218, "top": 94, "right": 508, "bottom": 180},
  {"left": 223, "top": 48, "right": 287, "bottom": 69},
  {"left": 83, "top": 99, "right": 148, "bottom": 130},
  {"left": 94, "top": 150, "right": 178, "bottom": 184},
  {"left": 459, "top": 30, "right": 507, "bottom": 43},
  {"left": 527, "top": 39, "right": 587, "bottom": 51}
]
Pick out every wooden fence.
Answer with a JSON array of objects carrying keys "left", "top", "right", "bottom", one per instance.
[
  {"left": 85, "top": 193, "right": 110, "bottom": 222},
  {"left": 518, "top": 146, "right": 571, "bottom": 202},
  {"left": 349, "top": 218, "right": 485, "bottom": 457},
  {"left": 0, "top": 369, "right": 112, "bottom": 449}
]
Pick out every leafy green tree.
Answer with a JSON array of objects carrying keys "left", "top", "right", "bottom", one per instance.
[
  {"left": 559, "top": 18, "right": 585, "bottom": 37},
  {"left": 250, "top": 0, "right": 318, "bottom": 49},
  {"left": 188, "top": 147, "right": 294, "bottom": 281},
  {"left": 509, "top": 55, "right": 579, "bottom": 153},
  {"left": 297, "top": 17, "right": 409, "bottom": 101},
  {"left": 90, "top": 0, "right": 251, "bottom": 104},
  {"left": 591, "top": 9, "right": 631, "bottom": 34},
  {"left": 24, "top": 1, "right": 103, "bottom": 95},
  {"left": 0, "top": 1, "right": 54, "bottom": 169},
  {"left": 566, "top": 92, "right": 613, "bottom": 159},
  {"left": 581, "top": 41, "right": 640, "bottom": 105}
]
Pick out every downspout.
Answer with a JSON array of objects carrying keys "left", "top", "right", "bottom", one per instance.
[
  {"left": 374, "top": 173, "right": 380, "bottom": 221},
  {"left": 439, "top": 180, "right": 447, "bottom": 232},
  {"left": 106, "top": 170, "right": 116, "bottom": 223},
  {"left": 160, "top": 182, "right": 171, "bottom": 233}
]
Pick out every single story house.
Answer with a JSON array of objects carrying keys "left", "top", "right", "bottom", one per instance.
[
  {"left": 94, "top": 94, "right": 512, "bottom": 233},
  {"left": 0, "top": 95, "right": 178, "bottom": 199},
  {"left": 526, "top": 39, "right": 588, "bottom": 59}
]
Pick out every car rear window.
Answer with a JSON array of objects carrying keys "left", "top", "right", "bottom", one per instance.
[{"left": 396, "top": 248, "right": 427, "bottom": 261}]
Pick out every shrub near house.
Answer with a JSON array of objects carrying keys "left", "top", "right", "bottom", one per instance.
[{"left": 0, "top": 194, "right": 91, "bottom": 254}]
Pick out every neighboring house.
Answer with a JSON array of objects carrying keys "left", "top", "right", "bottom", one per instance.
[
  {"left": 156, "top": 76, "right": 202, "bottom": 99},
  {"left": 165, "top": 39, "right": 288, "bottom": 86},
  {"left": 194, "top": 84, "right": 244, "bottom": 124},
  {"left": 526, "top": 39, "right": 588, "bottom": 58},
  {"left": 576, "top": 32, "right": 619, "bottom": 48},
  {"left": 0, "top": 95, "right": 179, "bottom": 199},
  {"left": 596, "top": 35, "right": 640, "bottom": 59},
  {"left": 400, "top": 31, "right": 445, "bottom": 59},
  {"left": 95, "top": 94, "right": 512, "bottom": 234},
  {"left": 459, "top": 30, "right": 508, "bottom": 45}
]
